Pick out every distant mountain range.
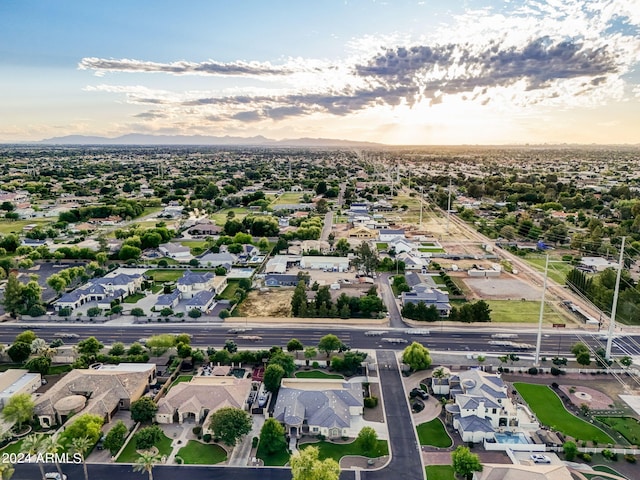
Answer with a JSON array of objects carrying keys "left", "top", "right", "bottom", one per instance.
[{"left": 35, "top": 134, "right": 383, "bottom": 147}]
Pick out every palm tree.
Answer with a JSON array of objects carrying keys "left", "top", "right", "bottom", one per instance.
[
  {"left": 22, "top": 433, "right": 46, "bottom": 480},
  {"left": 41, "top": 435, "right": 65, "bottom": 480},
  {"left": 0, "top": 462, "right": 15, "bottom": 480},
  {"left": 69, "top": 436, "right": 92, "bottom": 480},
  {"left": 133, "top": 451, "right": 162, "bottom": 480}
]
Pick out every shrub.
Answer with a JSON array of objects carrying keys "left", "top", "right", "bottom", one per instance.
[
  {"left": 364, "top": 396, "right": 379, "bottom": 408},
  {"left": 624, "top": 454, "right": 636, "bottom": 463},
  {"left": 192, "top": 426, "right": 202, "bottom": 435},
  {"left": 203, "top": 433, "right": 212, "bottom": 443},
  {"left": 550, "top": 367, "right": 564, "bottom": 376},
  {"left": 312, "top": 361, "right": 320, "bottom": 369},
  {"left": 579, "top": 453, "right": 592, "bottom": 462},
  {"left": 528, "top": 367, "right": 539, "bottom": 375},
  {"left": 551, "top": 382, "right": 559, "bottom": 389},
  {"left": 27, "top": 304, "right": 46, "bottom": 317},
  {"left": 252, "top": 436, "right": 259, "bottom": 448}
]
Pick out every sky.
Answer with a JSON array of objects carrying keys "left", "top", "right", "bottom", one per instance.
[{"left": 1, "top": 0, "right": 639, "bottom": 145}]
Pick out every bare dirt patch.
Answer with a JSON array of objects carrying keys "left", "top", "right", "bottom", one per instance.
[
  {"left": 462, "top": 275, "right": 541, "bottom": 300},
  {"left": 237, "top": 289, "right": 293, "bottom": 317},
  {"left": 559, "top": 385, "right": 615, "bottom": 410}
]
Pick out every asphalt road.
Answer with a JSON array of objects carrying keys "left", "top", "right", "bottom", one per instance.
[
  {"left": 363, "top": 350, "right": 424, "bottom": 480},
  {"left": 2, "top": 323, "right": 639, "bottom": 358}
]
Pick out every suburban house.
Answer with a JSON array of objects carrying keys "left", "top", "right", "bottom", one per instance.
[
  {"left": 299, "top": 256, "right": 350, "bottom": 272},
  {"left": 0, "top": 369, "right": 41, "bottom": 409},
  {"left": 265, "top": 255, "right": 301, "bottom": 274},
  {"left": 348, "top": 226, "right": 378, "bottom": 239},
  {"left": 378, "top": 229, "right": 406, "bottom": 242},
  {"left": 155, "top": 289, "right": 181, "bottom": 310},
  {"left": 396, "top": 252, "right": 429, "bottom": 271},
  {"left": 474, "top": 464, "right": 573, "bottom": 480},
  {"left": 185, "top": 290, "right": 216, "bottom": 312},
  {"left": 439, "top": 369, "right": 539, "bottom": 444},
  {"left": 159, "top": 242, "right": 192, "bottom": 260},
  {"left": 578, "top": 256, "right": 619, "bottom": 272},
  {"left": 198, "top": 252, "right": 236, "bottom": 270},
  {"left": 272, "top": 379, "right": 364, "bottom": 441},
  {"left": 156, "top": 376, "right": 252, "bottom": 428},
  {"left": 54, "top": 272, "right": 144, "bottom": 312},
  {"left": 187, "top": 221, "right": 222, "bottom": 236},
  {"left": 176, "top": 270, "right": 216, "bottom": 298},
  {"left": 34, "top": 363, "right": 155, "bottom": 428},
  {"left": 388, "top": 237, "right": 416, "bottom": 254},
  {"left": 265, "top": 274, "right": 306, "bottom": 287},
  {"left": 401, "top": 284, "right": 451, "bottom": 316}
]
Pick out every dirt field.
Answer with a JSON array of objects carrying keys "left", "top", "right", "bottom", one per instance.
[
  {"left": 237, "top": 288, "right": 293, "bottom": 317},
  {"left": 462, "top": 275, "right": 542, "bottom": 300}
]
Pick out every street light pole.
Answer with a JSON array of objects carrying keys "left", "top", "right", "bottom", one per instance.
[
  {"left": 534, "top": 254, "right": 549, "bottom": 367},
  {"left": 606, "top": 236, "right": 625, "bottom": 360}
]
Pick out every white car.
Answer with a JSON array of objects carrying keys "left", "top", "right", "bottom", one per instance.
[
  {"left": 45, "top": 473, "right": 67, "bottom": 480},
  {"left": 530, "top": 454, "right": 551, "bottom": 464}
]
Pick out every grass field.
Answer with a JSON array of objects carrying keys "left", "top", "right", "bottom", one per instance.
[
  {"left": 301, "top": 439, "right": 389, "bottom": 462},
  {"left": 141, "top": 206, "right": 163, "bottom": 217},
  {"left": 596, "top": 416, "right": 640, "bottom": 445},
  {"left": 0, "top": 218, "right": 52, "bottom": 235},
  {"left": 217, "top": 280, "right": 240, "bottom": 300},
  {"left": 145, "top": 269, "right": 185, "bottom": 282},
  {"left": 295, "top": 370, "right": 344, "bottom": 379},
  {"left": 116, "top": 430, "right": 173, "bottom": 463},
  {"left": 593, "top": 465, "right": 628, "bottom": 479},
  {"left": 416, "top": 419, "right": 452, "bottom": 448},
  {"left": 177, "top": 440, "right": 227, "bottom": 464},
  {"left": 180, "top": 240, "right": 208, "bottom": 255},
  {"left": 271, "top": 192, "right": 304, "bottom": 205},
  {"left": 170, "top": 375, "right": 194, "bottom": 388},
  {"left": 486, "top": 300, "right": 565, "bottom": 324},
  {"left": 209, "top": 208, "right": 249, "bottom": 225},
  {"left": 524, "top": 255, "right": 572, "bottom": 285},
  {"left": 425, "top": 465, "right": 455, "bottom": 480},
  {"left": 514, "top": 383, "right": 614, "bottom": 443},
  {"left": 124, "top": 293, "right": 145, "bottom": 304},
  {"left": 0, "top": 439, "right": 25, "bottom": 455},
  {"left": 256, "top": 441, "right": 290, "bottom": 466}
]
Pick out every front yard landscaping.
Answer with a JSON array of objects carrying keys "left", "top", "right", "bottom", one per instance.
[
  {"left": 145, "top": 269, "right": 184, "bottom": 283},
  {"left": 300, "top": 438, "right": 388, "bottom": 462},
  {"left": 170, "top": 375, "right": 194, "bottom": 388},
  {"left": 176, "top": 440, "right": 227, "bottom": 464},
  {"left": 514, "top": 383, "right": 614, "bottom": 444},
  {"left": 416, "top": 418, "right": 452, "bottom": 448},
  {"left": 486, "top": 300, "right": 565, "bottom": 324},
  {"left": 124, "top": 293, "right": 145, "bottom": 303},
  {"left": 295, "top": 370, "right": 344, "bottom": 380},
  {"left": 256, "top": 440, "right": 290, "bottom": 466},
  {"left": 425, "top": 465, "right": 455, "bottom": 480},
  {"left": 116, "top": 430, "right": 173, "bottom": 463},
  {"left": 596, "top": 416, "right": 640, "bottom": 445}
]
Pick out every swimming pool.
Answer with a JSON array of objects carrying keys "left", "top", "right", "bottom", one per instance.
[{"left": 494, "top": 432, "right": 530, "bottom": 444}]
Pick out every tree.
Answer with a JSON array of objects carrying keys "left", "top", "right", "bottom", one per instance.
[
  {"left": 259, "top": 418, "right": 286, "bottom": 455},
  {"left": 335, "top": 238, "right": 350, "bottom": 256},
  {"left": 318, "top": 334, "right": 342, "bottom": 358},
  {"left": 1, "top": 273, "right": 23, "bottom": 316},
  {"left": 402, "top": 342, "right": 432, "bottom": 371},
  {"left": 176, "top": 342, "right": 192, "bottom": 359},
  {"left": 69, "top": 436, "right": 91, "bottom": 480},
  {"left": 562, "top": 440, "right": 578, "bottom": 461},
  {"left": 109, "top": 342, "right": 126, "bottom": 356},
  {"left": 451, "top": 445, "right": 482, "bottom": 480},
  {"left": 58, "top": 413, "right": 104, "bottom": 445},
  {"left": 290, "top": 445, "right": 340, "bottom": 480},
  {"left": 291, "top": 280, "right": 308, "bottom": 317},
  {"left": 620, "top": 355, "right": 633, "bottom": 367},
  {"left": 7, "top": 342, "right": 31, "bottom": 363},
  {"left": 47, "top": 274, "right": 68, "bottom": 294},
  {"left": 131, "top": 307, "right": 145, "bottom": 317},
  {"left": 133, "top": 451, "right": 162, "bottom": 480},
  {"left": 104, "top": 420, "right": 128, "bottom": 455},
  {"left": 188, "top": 308, "right": 202, "bottom": 318},
  {"left": 22, "top": 433, "right": 46, "bottom": 480},
  {"left": 1, "top": 393, "right": 34, "bottom": 431},
  {"left": 135, "top": 425, "right": 163, "bottom": 449},
  {"left": 24, "top": 356, "right": 51, "bottom": 375},
  {"left": 269, "top": 351, "right": 296, "bottom": 377},
  {"left": 77, "top": 336, "right": 104, "bottom": 357},
  {"left": 263, "top": 364, "right": 285, "bottom": 392},
  {"left": 353, "top": 241, "right": 379, "bottom": 276},
  {"left": 357, "top": 427, "right": 378, "bottom": 455},
  {"left": 0, "top": 462, "right": 14, "bottom": 480},
  {"left": 40, "top": 435, "right": 65, "bottom": 480},
  {"left": 287, "top": 338, "right": 304, "bottom": 357},
  {"left": 118, "top": 244, "right": 141, "bottom": 261},
  {"left": 131, "top": 397, "right": 158, "bottom": 423},
  {"left": 208, "top": 406, "right": 252, "bottom": 446},
  {"left": 576, "top": 351, "right": 591, "bottom": 366},
  {"left": 15, "top": 330, "right": 37, "bottom": 344},
  {"left": 145, "top": 334, "right": 175, "bottom": 355},
  {"left": 304, "top": 347, "right": 317, "bottom": 365},
  {"left": 128, "top": 342, "right": 145, "bottom": 356}
]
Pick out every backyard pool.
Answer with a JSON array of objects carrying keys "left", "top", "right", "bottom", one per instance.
[
  {"left": 494, "top": 432, "right": 530, "bottom": 444},
  {"left": 230, "top": 368, "right": 246, "bottom": 378}
]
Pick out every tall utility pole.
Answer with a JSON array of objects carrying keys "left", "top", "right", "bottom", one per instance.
[
  {"left": 419, "top": 186, "right": 424, "bottom": 227},
  {"left": 606, "top": 236, "right": 626, "bottom": 360},
  {"left": 534, "top": 255, "right": 549, "bottom": 367},
  {"left": 446, "top": 176, "right": 452, "bottom": 234}
]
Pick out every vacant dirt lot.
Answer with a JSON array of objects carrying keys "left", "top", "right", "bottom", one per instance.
[
  {"left": 462, "top": 275, "right": 542, "bottom": 300},
  {"left": 238, "top": 288, "right": 293, "bottom": 317}
]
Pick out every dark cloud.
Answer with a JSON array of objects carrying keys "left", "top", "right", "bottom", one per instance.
[
  {"left": 134, "top": 110, "right": 167, "bottom": 119},
  {"left": 79, "top": 57, "right": 293, "bottom": 76},
  {"left": 231, "top": 111, "right": 262, "bottom": 122}
]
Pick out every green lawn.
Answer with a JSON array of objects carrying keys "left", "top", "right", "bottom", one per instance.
[
  {"left": 209, "top": 208, "right": 249, "bottom": 225},
  {"left": 301, "top": 439, "right": 388, "bottom": 462},
  {"left": 180, "top": 240, "right": 208, "bottom": 255},
  {"left": 141, "top": 206, "right": 163, "bottom": 217},
  {"left": 0, "top": 439, "right": 25, "bottom": 454},
  {"left": 295, "top": 370, "right": 344, "bottom": 379},
  {"left": 514, "top": 383, "right": 614, "bottom": 444},
  {"left": 0, "top": 218, "right": 52, "bottom": 235},
  {"left": 523, "top": 255, "right": 572, "bottom": 285},
  {"left": 416, "top": 419, "right": 452, "bottom": 448},
  {"left": 145, "top": 269, "right": 185, "bottom": 282},
  {"left": 49, "top": 364, "right": 73, "bottom": 375},
  {"left": 596, "top": 417, "right": 640, "bottom": 445},
  {"left": 425, "top": 465, "right": 455, "bottom": 480},
  {"left": 376, "top": 243, "right": 388, "bottom": 250},
  {"left": 170, "top": 375, "right": 193, "bottom": 388},
  {"left": 177, "top": 440, "right": 227, "bottom": 465},
  {"left": 124, "top": 293, "right": 145, "bottom": 304},
  {"left": 217, "top": 280, "right": 240, "bottom": 300},
  {"left": 256, "top": 441, "right": 290, "bottom": 466},
  {"left": 151, "top": 284, "right": 163, "bottom": 293},
  {"left": 486, "top": 300, "right": 565, "bottom": 324},
  {"left": 271, "top": 192, "right": 304, "bottom": 205},
  {"left": 593, "top": 465, "right": 628, "bottom": 479},
  {"left": 116, "top": 431, "right": 173, "bottom": 463}
]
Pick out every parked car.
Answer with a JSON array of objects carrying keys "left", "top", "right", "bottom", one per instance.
[
  {"left": 409, "top": 387, "right": 429, "bottom": 400},
  {"left": 530, "top": 454, "right": 551, "bottom": 464},
  {"left": 45, "top": 473, "right": 67, "bottom": 480},
  {"left": 411, "top": 400, "right": 425, "bottom": 412}
]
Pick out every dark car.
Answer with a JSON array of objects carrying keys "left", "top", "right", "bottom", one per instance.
[
  {"left": 409, "top": 387, "right": 429, "bottom": 400},
  {"left": 411, "top": 400, "right": 425, "bottom": 412}
]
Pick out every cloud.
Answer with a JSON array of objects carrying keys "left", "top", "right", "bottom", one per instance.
[{"left": 79, "top": 57, "right": 299, "bottom": 77}]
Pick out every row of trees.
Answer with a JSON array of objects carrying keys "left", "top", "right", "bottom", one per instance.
[
  {"left": 401, "top": 300, "right": 491, "bottom": 323},
  {"left": 291, "top": 282, "right": 385, "bottom": 318}
]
